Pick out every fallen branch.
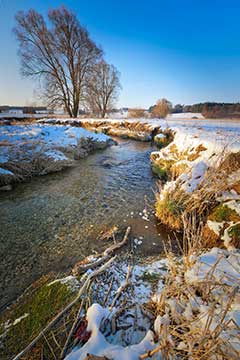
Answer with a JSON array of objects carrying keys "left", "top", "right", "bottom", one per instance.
[
  {"left": 104, "top": 226, "right": 131, "bottom": 256},
  {"left": 110, "top": 264, "right": 132, "bottom": 310},
  {"left": 72, "top": 255, "right": 110, "bottom": 276},
  {"left": 73, "top": 226, "right": 131, "bottom": 276}
]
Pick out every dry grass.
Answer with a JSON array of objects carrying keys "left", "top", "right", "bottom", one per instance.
[
  {"left": 127, "top": 108, "right": 146, "bottom": 118},
  {"left": 151, "top": 214, "right": 240, "bottom": 360}
]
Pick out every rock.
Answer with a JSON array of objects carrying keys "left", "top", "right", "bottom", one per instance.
[
  {"left": 0, "top": 184, "right": 12, "bottom": 191},
  {"left": 74, "top": 148, "right": 88, "bottom": 159},
  {"left": 101, "top": 158, "right": 128, "bottom": 168}
]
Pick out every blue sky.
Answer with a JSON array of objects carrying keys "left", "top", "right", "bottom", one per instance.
[{"left": 0, "top": 0, "right": 240, "bottom": 108}]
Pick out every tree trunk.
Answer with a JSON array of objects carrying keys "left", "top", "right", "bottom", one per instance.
[
  {"left": 101, "top": 106, "right": 106, "bottom": 118},
  {"left": 73, "top": 102, "right": 79, "bottom": 118},
  {"left": 73, "top": 109, "right": 78, "bottom": 118}
]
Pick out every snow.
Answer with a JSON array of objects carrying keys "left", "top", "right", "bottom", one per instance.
[
  {"left": 181, "top": 160, "right": 208, "bottom": 192},
  {"left": 0, "top": 124, "right": 113, "bottom": 180},
  {"left": 207, "top": 220, "right": 224, "bottom": 235},
  {"left": 65, "top": 304, "right": 156, "bottom": 360},
  {"left": 185, "top": 247, "right": 240, "bottom": 287},
  {"left": 44, "top": 149, "right": 68, "bottom": 162},
  {"left": 226, "top": 200, "right": 240, "bottom": 216},
  {"left": 150, "top": 117, "right": 240, "bottom": 223},
  {"left": 167, "top": 112, "right": 204, "bottom": 119},
  {"left": 0, "top": 124, "right": 111, "bottom": 163},
  {"left": 48, "top": 275, "right": 81, "bottom": 292},
  {"left": 184, "top": 248, "right": 240, "bottom": 352},
  {"left": 205, "top": 200, "right": 240, "bottom": 248},
  {"left": 0, "top": 167, "right": 14, "bottom": 175},
  {"left": 66, "top": 247, "right": 240, "bottom": 359}
]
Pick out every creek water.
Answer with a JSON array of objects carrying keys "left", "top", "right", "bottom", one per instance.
[{"left": 0, "top": 138, "right": 176, "bottom": 310}]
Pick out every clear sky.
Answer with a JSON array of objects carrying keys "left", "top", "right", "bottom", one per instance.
[{"left": 0, "top": 0, "right": 240, "bottom": 108}]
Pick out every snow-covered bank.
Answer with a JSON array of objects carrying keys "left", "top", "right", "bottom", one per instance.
[
  {"left": 38, "top": 117, "right": 163, "bottom": 141},
  {"left": 0, "top": 124, "right": 115, "bottom": 186},
  {"left": 151, "top": 119, "right": 240, "bottom": 248}
]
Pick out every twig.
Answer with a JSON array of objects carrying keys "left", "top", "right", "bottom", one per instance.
[
  {"left": 104, "top": 226, "right": 131, "bottom": 256},
  {"left": 139, "top": 344, "right": 163, "bottom": 359},
  {"left": 60, "top": 298, "right": 85, "bottom": 359},
  {"left": 109, "top": 264, "right": 132, "bottom": 310}
]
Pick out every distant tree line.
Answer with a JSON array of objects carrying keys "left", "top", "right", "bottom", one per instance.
[{"left": 171, "top": 102, "right": 240, "bottom": 118}]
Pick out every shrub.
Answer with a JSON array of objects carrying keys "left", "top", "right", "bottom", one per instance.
[{"left": 151, "top": 98, "right": 171, "bottom": 118}]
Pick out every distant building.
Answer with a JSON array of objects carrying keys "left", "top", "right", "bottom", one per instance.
[{"left": 0, "top": 106, "right": 49, "bottom": 114}]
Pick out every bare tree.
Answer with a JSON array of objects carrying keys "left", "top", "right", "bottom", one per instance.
[
  {"left": 85, "top": 60, "right": 121, "bottom": 118},
  {"left": 14, "top": 6, "right": 102, "bottom": 117}
]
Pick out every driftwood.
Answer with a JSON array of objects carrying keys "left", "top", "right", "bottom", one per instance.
[
  {"left": 104, "top": 226, "right": 131, "bottom": 256},
  {"left": 72, "top": 254, "right": 110, "bottom": 276},
  {"left": 12, "top": 256, "right": 116, "bottom": 360},
  {"left": 73, "top": 226, "right": 131, "bottom": 276}
]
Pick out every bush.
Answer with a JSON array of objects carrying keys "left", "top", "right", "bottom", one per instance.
[{"left": 151, "top": 99, "right": 171, "bottom": 118}]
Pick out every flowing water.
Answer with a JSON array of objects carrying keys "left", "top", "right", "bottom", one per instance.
[{"left": 0, "top": 138, "right": 176, "bottom": 310}]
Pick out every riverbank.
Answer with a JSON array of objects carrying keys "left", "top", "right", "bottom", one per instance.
[
  {"left": 150, "top": 120, "right": 240, "bottom": 249},
  {"left": 38, "top": 117, "right": 164, "bottom": 142},
  {"left": 0, "top": 124, "right": 115, "bottom": 187}
]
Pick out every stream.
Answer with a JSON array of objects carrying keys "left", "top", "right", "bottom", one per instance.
[{"left": 0, "top": 138, "right": 176, "bottom": 310}]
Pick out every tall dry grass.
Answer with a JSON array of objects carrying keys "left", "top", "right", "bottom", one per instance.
[{"left": 151, "top": 211, "right": 240, "bottom": 360}]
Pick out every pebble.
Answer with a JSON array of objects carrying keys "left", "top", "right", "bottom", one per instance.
[
  {"left": 145, "top": 225, "right": 148, "bottom": 229},
  {"left": 134, "top": 238, "right": 143, "bottom": 246}
]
